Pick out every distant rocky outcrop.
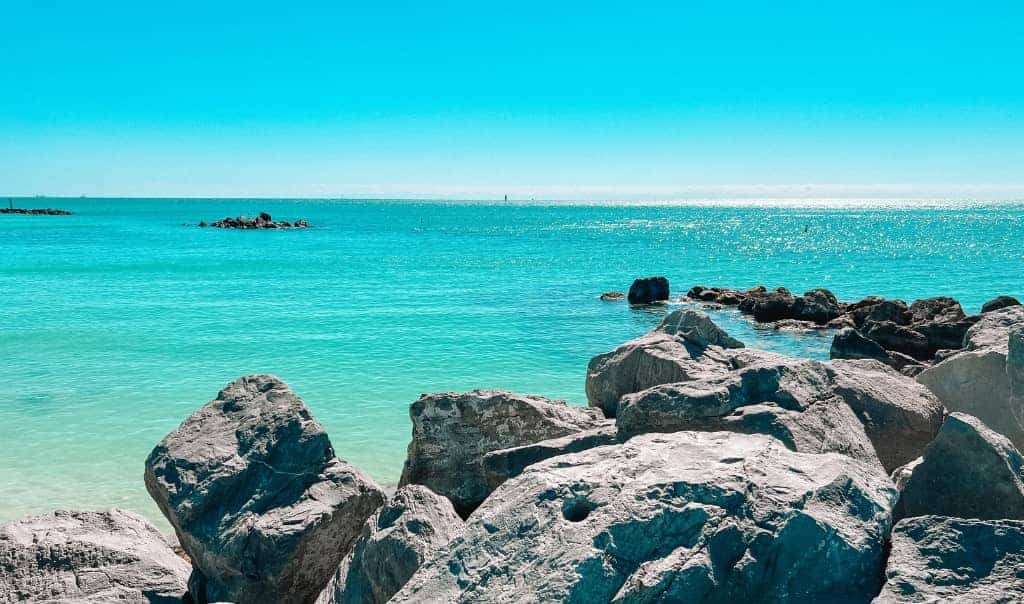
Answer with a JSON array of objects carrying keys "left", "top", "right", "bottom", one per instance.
[
  {"left": 398, "top": 390, "right": 606, "bottom": 517},
  {"left": 0, "top": 207, "right": 71, "bottom": 215},
  {"left": 0, "top": 509, "right": 190, "bottom": 603},
  {"left": 599, "top": 291, "right": 625, "bottom": 301},
  {"left": 982, "top": 294, "right": 1021, "bottom": 313},
  {"left": 627, "top": 276, "right": 669, "bottom": 304},
  {"left": 316, "top": 485, "right": 463, "bottom": 604},
  {"left": 875, "top": 516, "right": 1024, "bottom": 603},
  {"left": 393, "top": 430, "right": 897, "bottom": 603},
  {"left": 918, "top": 305, "right": 1024, "bottom": 449},
  {"left": 200, "top": 212, "right": 310, "bottom": 229},
  {"left": 893, "top": 412, "right": 1024, "bottom": 521},
  {"left": 144, "top": 374, "right": 385, "bottom": 604}
]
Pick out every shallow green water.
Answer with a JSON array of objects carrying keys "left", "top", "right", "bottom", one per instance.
[{"left": 2, "top": 198, "right": 1022, "bottom": 525}]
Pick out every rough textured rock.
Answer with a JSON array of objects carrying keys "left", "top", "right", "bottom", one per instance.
[
  {"left": 874, "top": 516, "right": 1024, "bottom": 603},
  {"left": 316, "top": 485, "right": 463, "bottom": 604},
  {"left": 585, "top": 311, "right": 753, "bottom": 417},
  {"left": 615, "top": 358, "right": 882, "bottom": 469},
  {"left": 202, "top": 213, "right": 310, "bottom": 229},
  {"left": 918, "top": 305, "right": 1024, "bottom": 449},
  {"left": 483, "top": 424, "right": 619, "bottom": 490},
  {"left": 864, "top": 321, "right": 931, "bottom": 360},
  {"left": 825, "top": 359, "right": 945, "bottom": 473},
  {"left": 982, "top": 294, "right": 1021, "bottom": 314},
  {"left": 144, "top": 374, "right": 385, "bottom": 604},
  {"left": 907, "top": 296, "right": 965, "bottom": 326},
  {"left": 627, "top": 276, "right": 670, "bottom": 304},
  {"left": 894, "top": 412, "right": 1024, "bottom": 521},
  {"left": 0, "top": 509, "right": 190, "bottom": 604},
  {"left": 850, "top": 299, "right": 910, "bottom": 329},
  {"left": 398, "top": 390, "right": 605, "bottom": 517},
  {"left": 599, "top": 291, "right": 625, "bottom": 301},
  {"left": 393, "top": 431, "right": 897, "bottom": 603},
  {"left": 830, "top": 327, "right": 895, "bottom": 365}
]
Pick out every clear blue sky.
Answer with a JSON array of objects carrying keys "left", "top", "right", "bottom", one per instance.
[{"left": 1, "top": 1, "right": 1022, "bottom": 199}]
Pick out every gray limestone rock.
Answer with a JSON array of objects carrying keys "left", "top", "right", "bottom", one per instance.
[
  {"left": 398, "top": 390, "right": 605, "bottom": 517},
  {"left": 0, "top": 509, "right": 190, "bottom": 604},
  {"left": 144, "top": 374, "right": 385, "bottom": 604},
  {"left": 482, "top": 424, "right": 619, "bottom": 491},
  {"left": 392, "top": 431, "right": 897, "bottom": 603},
  {"left": 874, "top": 516, "right": 1024, "bottom": 603}
]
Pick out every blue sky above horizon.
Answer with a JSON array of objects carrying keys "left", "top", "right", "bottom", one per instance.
[{"left": 1, "top": 1, "right": 1022, "bottom": 199}]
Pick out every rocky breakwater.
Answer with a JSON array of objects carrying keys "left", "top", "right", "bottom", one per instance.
[
  {"left": 0, "top": 207, "right": 72, "bottom": 215},
  {"left": 200, "top": 212, "right": 310, "bottom": 229}
]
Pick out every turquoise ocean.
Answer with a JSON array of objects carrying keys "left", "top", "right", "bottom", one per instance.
[{"left": 2, "top": 198, "right": 1023, "bottom": 526}]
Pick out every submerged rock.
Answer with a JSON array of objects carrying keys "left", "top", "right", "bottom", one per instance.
[
  {"left": 316, "top": 485, "right": 463, "bottom": 604},
  {"left": 0, "top": 509, "right": 190, "bottom": 603},
  {"left": 626, "top": 276, "right": 670, "bottom": 304},
  {"left": 982, "top": 294, "right": 1021, "bottom": 313},
  {"left": 918, "top": 305, "right": 1024, "bottom": 449},
  {"left": 393, "top": 431, "right": 897, "bottom": 603},
  {"left": 398, "top": 390, "right": 605, "bottom": 517},
  {"left": 599, "top": 291, "right": 625, "bottom": 301},
  {"left": 585, "top": 309, "right": 748, "bottom": 417},
  {"left": 875, "top": 516, "right": 1024, "bottom": 603},
  {"left": 144, "top": 374, "right": 385, "bottom": 604},
  {"left": 894, "top": 412, "right": 1024, "bottom": 521}
]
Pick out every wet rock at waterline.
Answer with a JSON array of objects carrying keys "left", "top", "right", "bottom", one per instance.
[{"left": 626, "top": 276, "right": 669, "bottom": 304}]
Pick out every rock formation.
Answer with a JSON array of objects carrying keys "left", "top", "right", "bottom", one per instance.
[
  {"left": 483, "top": 424, "right": 619, "bottom": 490},
  {"left": 626, "top": 276, "right": 669, "bottom": 304},
  {"left": 917, "top": 305, "right": 1024, "bottom": 449},
  {"left": 875, "top": 516, "right": 1024, "bottom": 603},
  {"left": 201, "top": 212, "right": 310, "bottom": 229},
  {"left": 393, "top": 431, "right": 897, "bottom": 603},
  {"left": 981, "top": 294, "right": 1021, "bottom": 313},
  {"left": 316, "top": 485, "right": 463, "bottom": 604},
  {"left": 0, "top": 509, "right": 190, "bottom": 603},
  {"left": 398, "top": 390, "right": 605, "bottom": 517},
  {"left": 893, "top": 412, "right": 1024, "bottom": 521},
  {"left": 144, "top": 374, "right": 385, "bottom": 604}
]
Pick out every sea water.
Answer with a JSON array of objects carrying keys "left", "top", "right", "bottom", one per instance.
[{"left": 2, "top": 198, "right": 1022, "bottom": 525}]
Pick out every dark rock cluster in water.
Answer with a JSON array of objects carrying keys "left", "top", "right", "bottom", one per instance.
[
  {"left": 689, "top": 283, "right": 1022, "bottom": 376},
  {"left": 199, "top": 212, "right": 310, "bottom": 229},
  {"left": 0, "top": 207, "right": 71, "bottom": 215},
  {"left": 5, "top": 305, "right": 1024, "bottom": 602}
]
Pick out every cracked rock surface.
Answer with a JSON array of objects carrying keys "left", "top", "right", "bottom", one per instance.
[{"left": 144, "top": 374, "right": 385, "bottom": 604}]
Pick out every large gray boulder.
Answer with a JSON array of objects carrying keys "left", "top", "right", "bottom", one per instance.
[
  {"left": 918, "top": 305, "right": 1024, "bottom": 449},
  {"left": 398, "top": 390, "right": 605, "bottom": 517},
  {"left": 0, "top": 509, "right": 190, "bottom": 603},
  {"left": 144, "top": 374, "right": 386, "bottom": 604},
  {"left": 585, "top": 310, "right": 750, "bottom": 417},
  {"left": 393, "top": 431, "right": 897, "bottom": 603},
  {"left": 482, "top": 424, "right": 619, "bottom": 490},
  {"left": 316, "top": 485, "right": 463, "bottom": 604},
  {"left": 615, "top": 358, "right": 882, "bottom": 469},
  {"left": 874, "top": 516, "right": 1024, "bottom": 603},
  {"left": 894, "top": 412, "right": 1024, "bottom": 520}
]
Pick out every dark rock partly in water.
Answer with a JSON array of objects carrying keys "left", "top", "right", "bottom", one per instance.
[
  {"left": 202, "top": 213, "right": 310, "bottom": 229},
  {"left": 144, "top": 374, "right": 385, "bottom": 604},
  {"left": 392, "top": 431, "right": 897, "bottom": 603},
  {"left": 831, "top": 327, "right": 895, "bottom": 365},
  {"left": 875, "top": 516, "right": 1024, "bottom": 603},
  {"left": 316, "top": 485, "right": 463, "bottom": 604},
  {"left": 626, "top": 276, "right": 669, "bottom": 304},
  {"left": 585, "top": 309, "right": 746, "bottom": 417},
  {"left": 894, "top": 412, "right": 1024, "bottom": 521},
  {"left": 0, "top": 509, "right": 190, "bottom": 603},
  {"left": 864, "top": 320, "right": 931, "bottom": 360},
  {"left": 0, "top": 207, "right": 72, "bottom": 215},
  {"left": 599, "top": 291, "right": 625, "bottom": 301},
  {"left": 398, "top": 390, "right": 605, "bottom": 518},
  {"left": 918, "top": 305, "right": 1024, "bottom": 449},
  {"left": 482, "top": 424, "right": 619, "bottom": 490},
  {"left": 982, "top": 294, "right": 1021, "bottom": 313}
]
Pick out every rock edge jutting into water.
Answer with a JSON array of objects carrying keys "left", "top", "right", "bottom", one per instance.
[
  {"left": 199, "top": 212, "right": 310, "bottom": 229},
  {"left": 0, "top": 207, "right": 71, "bottom": 215}
]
